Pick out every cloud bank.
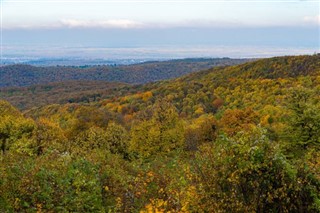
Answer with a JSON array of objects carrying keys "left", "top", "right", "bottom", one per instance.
[
  {"left": 3, "top": 16, "right": 320, "bottom": 30},
  {"left": 60, "top": 19, "right": 144, "bottom": 29},
  {"left": 303, "top": 15, "right": 320, "bottom": 25}
]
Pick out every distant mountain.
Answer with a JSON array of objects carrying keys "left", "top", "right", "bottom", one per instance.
[{"left": 0, "top": 58, "right": 250, "bottom": 87}]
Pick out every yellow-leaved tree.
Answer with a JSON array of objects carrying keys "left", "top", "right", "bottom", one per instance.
[{"left": 130, "top": 100, "right": 184, "bottom": 158}]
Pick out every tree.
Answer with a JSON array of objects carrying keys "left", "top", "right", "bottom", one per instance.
[
  {"left": 130, "top": 100, "right": 184, "bottom": 158},
  {"left": 105, "top": 122, "right": 129, "bottom": 158},
  {"left": 218, "top": 108, "right": 259, "bottom": 136},
  {"left": 192, "top": 128, "right": 320, "bottom": 212},
  {"left": 31, "top": 118, "right": 66, "bottom": 155},
  {"left": 185, "top": 114, "right": 217, "bottom": 151},
  {"left": 285, "top": 87, "right": 320, "bottom": 151},
  {"left": 0, "top": 101, "right": 35, "bottom": 155}
]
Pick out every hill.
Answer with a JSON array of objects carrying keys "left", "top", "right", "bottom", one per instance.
[
  {"left": 0, "top": 81, "right": 137, "bottom": 110},
  {"left": 3, "top": 55, "right": 318, "bottom": 111},
  {"left": 1, "top": 55, "right": 320, "bottom": 212},
  {"left": 91, "top": 54, "right": 320, "bottom": 119},
  {"left": 0, "top": 58, "right": 249, "bottom": 87}
]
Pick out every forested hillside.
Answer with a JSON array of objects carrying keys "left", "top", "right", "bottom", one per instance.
[
  {"left": 1, "top": 55, "right": 320, "bottom": 212},
  {"left": 0, "top": 58, "right": 249, "bottom": 110},
  {"left": 0, "top": 81, "right": 137, "bottom": 110},
  {"left": 0, "top": 58, "right": 249, "bottom": 87}
]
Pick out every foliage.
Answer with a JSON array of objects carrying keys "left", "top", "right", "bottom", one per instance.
[
  {"left": 1, "top": 55, "right": 320, "bottom": 212},
  {"left": 192, "top": 129, "right": 320, "bottom": 212},
  {"left": 0, "top": 58, "right": 248, "bottom": 87},
  {"left": 285, "top": 87, "right": 320, "bottom": 151},
  {"left": 130, "top": 101, "right": 184, "bottom": 159}
]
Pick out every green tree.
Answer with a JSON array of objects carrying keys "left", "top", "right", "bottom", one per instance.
[
  {"left": 192, "top": 128, "right": 320, "bottom": 212},
  {"left": 285, "top": 87, "right": 320, "bottom": 151}
]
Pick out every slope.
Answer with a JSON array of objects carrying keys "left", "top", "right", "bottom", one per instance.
[
  {"left": 25, "top": 55, "right": 320, "bottom": 121},
  {"left": 0, "top": 58, "right": 249, "bottom": 87}
]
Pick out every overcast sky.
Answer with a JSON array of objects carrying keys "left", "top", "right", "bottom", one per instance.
[
  {"left": 2, "top": 0, "right": 319, "bottom": 29},
  {"left": 1, "top": 0, "right": 319, "bottom": 58}
]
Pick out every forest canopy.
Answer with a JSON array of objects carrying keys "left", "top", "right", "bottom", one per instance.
[{"left": 1, "top": 55, "right": 320, "bottom": 212}]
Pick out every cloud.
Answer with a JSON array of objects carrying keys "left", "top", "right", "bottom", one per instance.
[
  {"left": 5, "top": 19, "right": 241, "bottom": 30},
  {"left": 56, "top": 18, "right": 301, "bottom": 29},
  {"left": 303, "top": 15, "right": 320, "bottom": 25},
  {"left": 2, "top": 19, "right": 242, "bottom": 30},
  {"left": 2, "top": 19, "right": 144, "bottom": 30},
  {"left": 3, "top": 17, "right": 316, "bottom": 30},
  {"left": 60, "top": 19, "right": 144, "bottom": 29}
]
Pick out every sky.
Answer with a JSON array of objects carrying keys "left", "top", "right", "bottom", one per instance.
[{"left": 1, "top": 0, "right": 320, "bottom": 59}]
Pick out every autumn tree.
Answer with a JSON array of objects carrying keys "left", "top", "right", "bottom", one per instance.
[
  {"left": 0, "top": 101, "right": 35, "bottom": 155},
  {"left": 31, "top": 118, "right": 66, "bottom": 155},
  {"left": 130, "top": 100, "right": 184, "bottom": 158},
  {"left": 104, "top": 122, "right": 129, "bottom": 158},
  {"left": 218, "top": 107, "right": 259, "bottom": 136},
  {"left": 185, "top": 114, "right": 217, "bottom": 151}
]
